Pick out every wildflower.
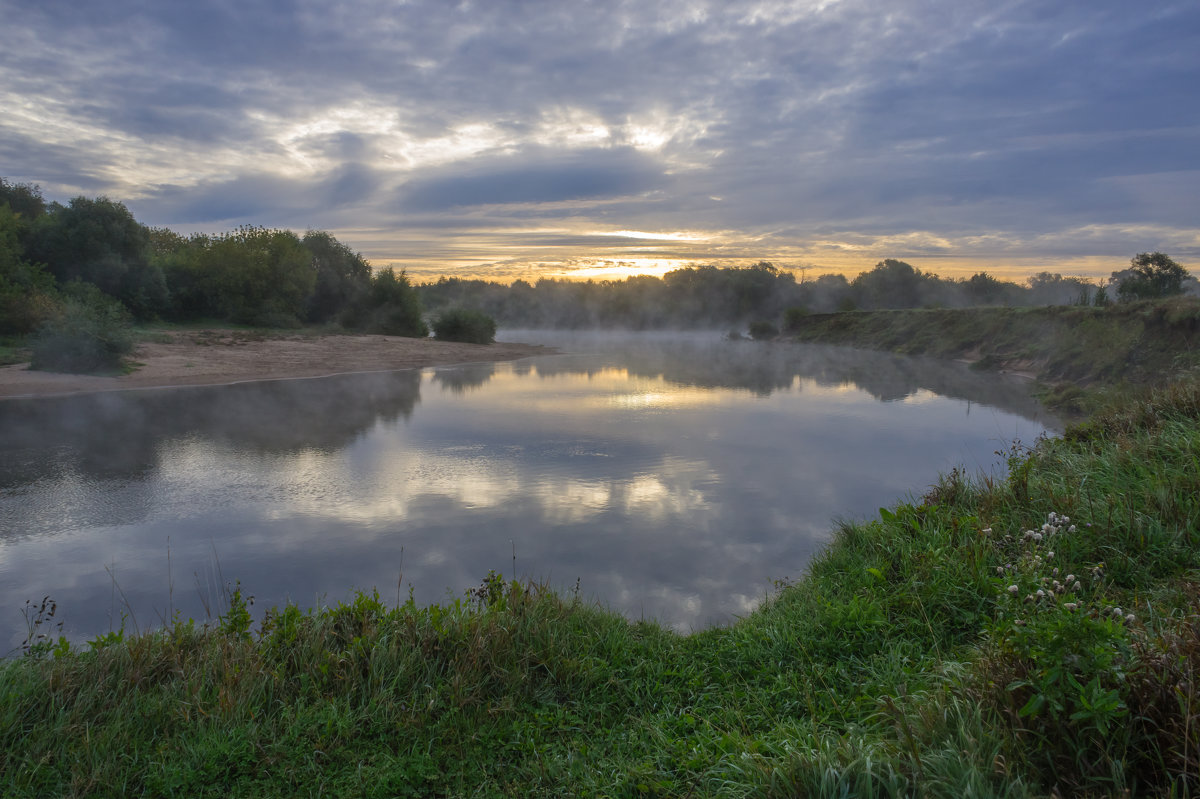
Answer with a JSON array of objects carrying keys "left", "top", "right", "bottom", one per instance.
[
  {"left": 1048, "top": 552, "right": 1055, "bottom": 560},
  {"left": 1125, "top": 613, "right": 1136, "bottom": 623},
  {"left": 1008, "top": 584, "right": 1019, "bottom": 595},
  {"left": 982, "top": 527, "right": 992, "bottom": 535},
  {"left": 1036, "top": 589, "right": 1045, "bottom": 598},
  {"left": 1068, "top": 525, "right": 1077, "bottom": 533},
  {"left": 1064, "top": 602, "right": 1078, "bottom": 611},
  {"left": 1065, "top": 574, "right": 1075, "bottom": 583}
]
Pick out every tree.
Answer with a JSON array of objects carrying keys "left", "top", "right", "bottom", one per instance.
[
  {"left": 26, "top": 195, "right": 169, "bottom": 320},
  {"left": 851, "top": 259, "right": 926, "bottom": 309},
  {"left": 344, "top": 267, "right": 427, "bottom": 337},
  {"left": 0, "top": 204, "right": 59, "bottom": 334},
  {"left": 202, "top": 226, "right": 315, "bottom": 326},
  {"left": 302, "top": 230, "right": 372, "bottom": 323},
  {"left": 432, "top": 307, "right": 495, "bottom": 343},
  {"left": 1110, "top": 252, "right": 1190, "bottom": 302},
  {"left": 0, "top": 178, "right": 46, "bottom": 223}
]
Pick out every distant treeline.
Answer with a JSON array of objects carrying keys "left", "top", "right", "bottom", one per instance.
[
  {"left": 4, "top": 177, "right": 1195, "bottom": 341},
  {"left": 418, "top": 256, "right": 1198, "bottom": 331},
  {"left": 0, "top": 179, "right": 424, "bottom": 338}
]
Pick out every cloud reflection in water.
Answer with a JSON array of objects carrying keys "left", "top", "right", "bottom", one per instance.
[{"left": 0, "top": 335, "right": 1058, "bottom": 648}]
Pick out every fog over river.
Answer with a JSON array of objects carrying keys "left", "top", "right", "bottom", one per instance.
[{"left": 0, "top": 333, "right": 1058, "bottom": 650}]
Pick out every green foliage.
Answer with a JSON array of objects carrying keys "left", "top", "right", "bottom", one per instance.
[
  {"left": 302, "top": 230, "right": 372, "bottom": 323},
  {"left": 26, "top": 195, "right": 169, "bottom": 320},
  {"left": 341, "top": 266, "right": 428, "bottom": 337},
  {"left": 1111, "top": 251, "right": 1191, "bottom": 302},
  {"left": 0, "top": 204, "right": 59, "bottom": 334},
  {"left": 432, "top": 306, "right": 496, "bottom": 343},
  {"left": 4, "top": 375, "right": 1200, "bottom": 796},
  {"left": 29, "top": 282, "right": 134, "bottom": 373},
  {"left": 156, "top": 226, "right": 315, "bottom": 326},
  {"left": 0, "top": 177, "right": 47, "bottom": 222},
  {"left": 747, "top": 319, "right": 778, "bottom": 340}
]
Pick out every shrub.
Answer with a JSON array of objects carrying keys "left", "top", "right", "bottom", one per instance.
[
  {"left": 747, "top": 319, "right": 778, "bottom": 341},
  {"left": 781, "top": 306, "right": 809, "bottom": 333},
  {"left": 342, "top": 267, "right": 428, "bottom": 337},
  {"left": 30, "top": 283, "right": 134, "bottom": 373},
  {"left": 432, "top": 307, "right": 496, "bottom": 344}
]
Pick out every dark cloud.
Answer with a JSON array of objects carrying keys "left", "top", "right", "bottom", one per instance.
[{"left": 398, "top": 148, "right": 665, "bottom": 210}]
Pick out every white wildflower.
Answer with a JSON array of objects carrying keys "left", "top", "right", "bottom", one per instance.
[
  {"left": 1125, "top": 613, "right": 1136, "bottom": 623},
  {"left": 1008, "top": 584, "right": 1019, "bottom": 595},
  {"left": 1064, "top": 602, "right": 1078, "bottom": 611}
]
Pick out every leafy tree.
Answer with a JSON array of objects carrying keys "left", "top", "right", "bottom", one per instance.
[
  {"left": 851, "top": 259, "right": 927, "bottom": 309},
  {"left": 963, "top": 272, "right": 1011, "bottom": 306},
  {"left": 197, "top": 226, "right": 314, "bottom": 326},
  {"left": 27, "top": 196, "right": 169, "bottom": 320},
  {"left": 0, "top": 178, "right": 46, "bottom": 223},
  {"left": 345, "top": 267, "right": 427, "bottom": 337},
  {"left": 432, "top": 307, "right": 495, "bottom": 343},
  {"left": 1110, "top": 252, "right": 1191, "bottom": 301},
  {"left": 302, "top": 230, "right": 371, "bottom": 323},
  {"left": 0, "top": 204, "right": 58, "bottom": 334}
]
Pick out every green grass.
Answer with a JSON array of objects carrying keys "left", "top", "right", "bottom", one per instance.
[
  {"left": 4, "top": 377, "right": 1200, "bottom": 796},
  {"left": 786, "top": 298, "right": 1200, "bottom": 414},
  {"left": 6, "top": 307, "right": 1200, "bottom": 796}
]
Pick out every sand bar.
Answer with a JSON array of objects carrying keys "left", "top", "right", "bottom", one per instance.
[{"left": 0, "top": 330, "right": 553, "bottom": 399}]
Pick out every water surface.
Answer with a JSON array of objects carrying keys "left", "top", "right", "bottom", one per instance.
[{"left": 0, "top": 333, "right": 1057, "bottom": 649}]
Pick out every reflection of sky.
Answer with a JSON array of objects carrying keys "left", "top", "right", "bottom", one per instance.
[{"left": 0, "top": 340, "right": 1053, "bottom": 649}]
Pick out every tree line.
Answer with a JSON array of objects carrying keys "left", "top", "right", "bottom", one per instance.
[
  {"left": 3, "top": 177, "right": 1195, "bottom": 350},
  {"left": 418, "top": 255, "right": 1197, "bottom": 331},
  {"left": 0, "top": 179, "right": 426, "bottom": 339}
]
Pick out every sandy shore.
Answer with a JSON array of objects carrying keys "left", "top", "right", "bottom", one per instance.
[{"left": 0, "top": 330, "right": 553, "bottom": 399}]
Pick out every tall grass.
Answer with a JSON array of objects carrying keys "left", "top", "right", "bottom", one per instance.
[{"left": 3, "top": 382, "right": 1199, "bottom": 796}]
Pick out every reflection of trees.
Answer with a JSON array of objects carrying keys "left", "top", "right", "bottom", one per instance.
[
  {"left": 0, "top": 369, "right": 423, "bottom": 486},
  {"left": 527, "top": 335, "right": 1055, "bottom": 423},
  {"left": 429, "top": 363, "right": 497, "bottom": 395}
]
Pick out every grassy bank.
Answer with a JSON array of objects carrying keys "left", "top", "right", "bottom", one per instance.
[
  {"left": 785, "top": 298, "right": 1200, "bottom": 412},
  {"left": 3, "top": 373, "right": 1199, "bottom": 796}
]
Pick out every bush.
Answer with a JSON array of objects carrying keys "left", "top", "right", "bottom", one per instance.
[
  {"left": 747, "top": 320, "right": 778, "bottom": 341},
  {"left": 342, "top": 267, "right": 428, "bottom": 337},
  {"left": 432, "top": 308, "right": 496, "bottom": 344},
  {"left": 30, "top": 283, "right": 134, "bottom": 373}
]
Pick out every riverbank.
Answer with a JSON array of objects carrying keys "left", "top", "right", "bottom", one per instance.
[
  {"left": 0, "top": 329, "right": 551, "bottom": 399},
  {"left": 4, "top": 375, "right": 1198, "bottom": 795},
  {"left": 784, "top": 297, "right": 1200, "bottom": 412}
]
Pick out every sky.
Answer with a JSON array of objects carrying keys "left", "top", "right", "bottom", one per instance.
[{"left": 2, "top": 0, "right": 1198, "bottom": 284}]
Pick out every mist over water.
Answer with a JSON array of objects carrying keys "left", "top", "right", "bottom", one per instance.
[{"left": 0, "top": 333, "right": 1057, "bottom": 649}]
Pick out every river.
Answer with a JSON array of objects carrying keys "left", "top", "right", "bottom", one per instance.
[{"left": 0, "top": 332, "right": 1057, "bottom": 650}]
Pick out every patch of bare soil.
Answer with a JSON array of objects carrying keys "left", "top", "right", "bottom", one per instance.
[{"left": 0, "top": 331, "right": 552, "bottom": 399}]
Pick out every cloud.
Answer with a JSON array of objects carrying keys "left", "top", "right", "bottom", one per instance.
[
  {"left": 1, "top": 0, "right": 1198, "bottom": 277},
  {"left": 397, "top": 148, "right": 666, "bottom": 211}
]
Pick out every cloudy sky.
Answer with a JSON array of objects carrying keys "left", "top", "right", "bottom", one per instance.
[{"left": 2, "top": 0, "right": 1197, "bottom": 283}]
